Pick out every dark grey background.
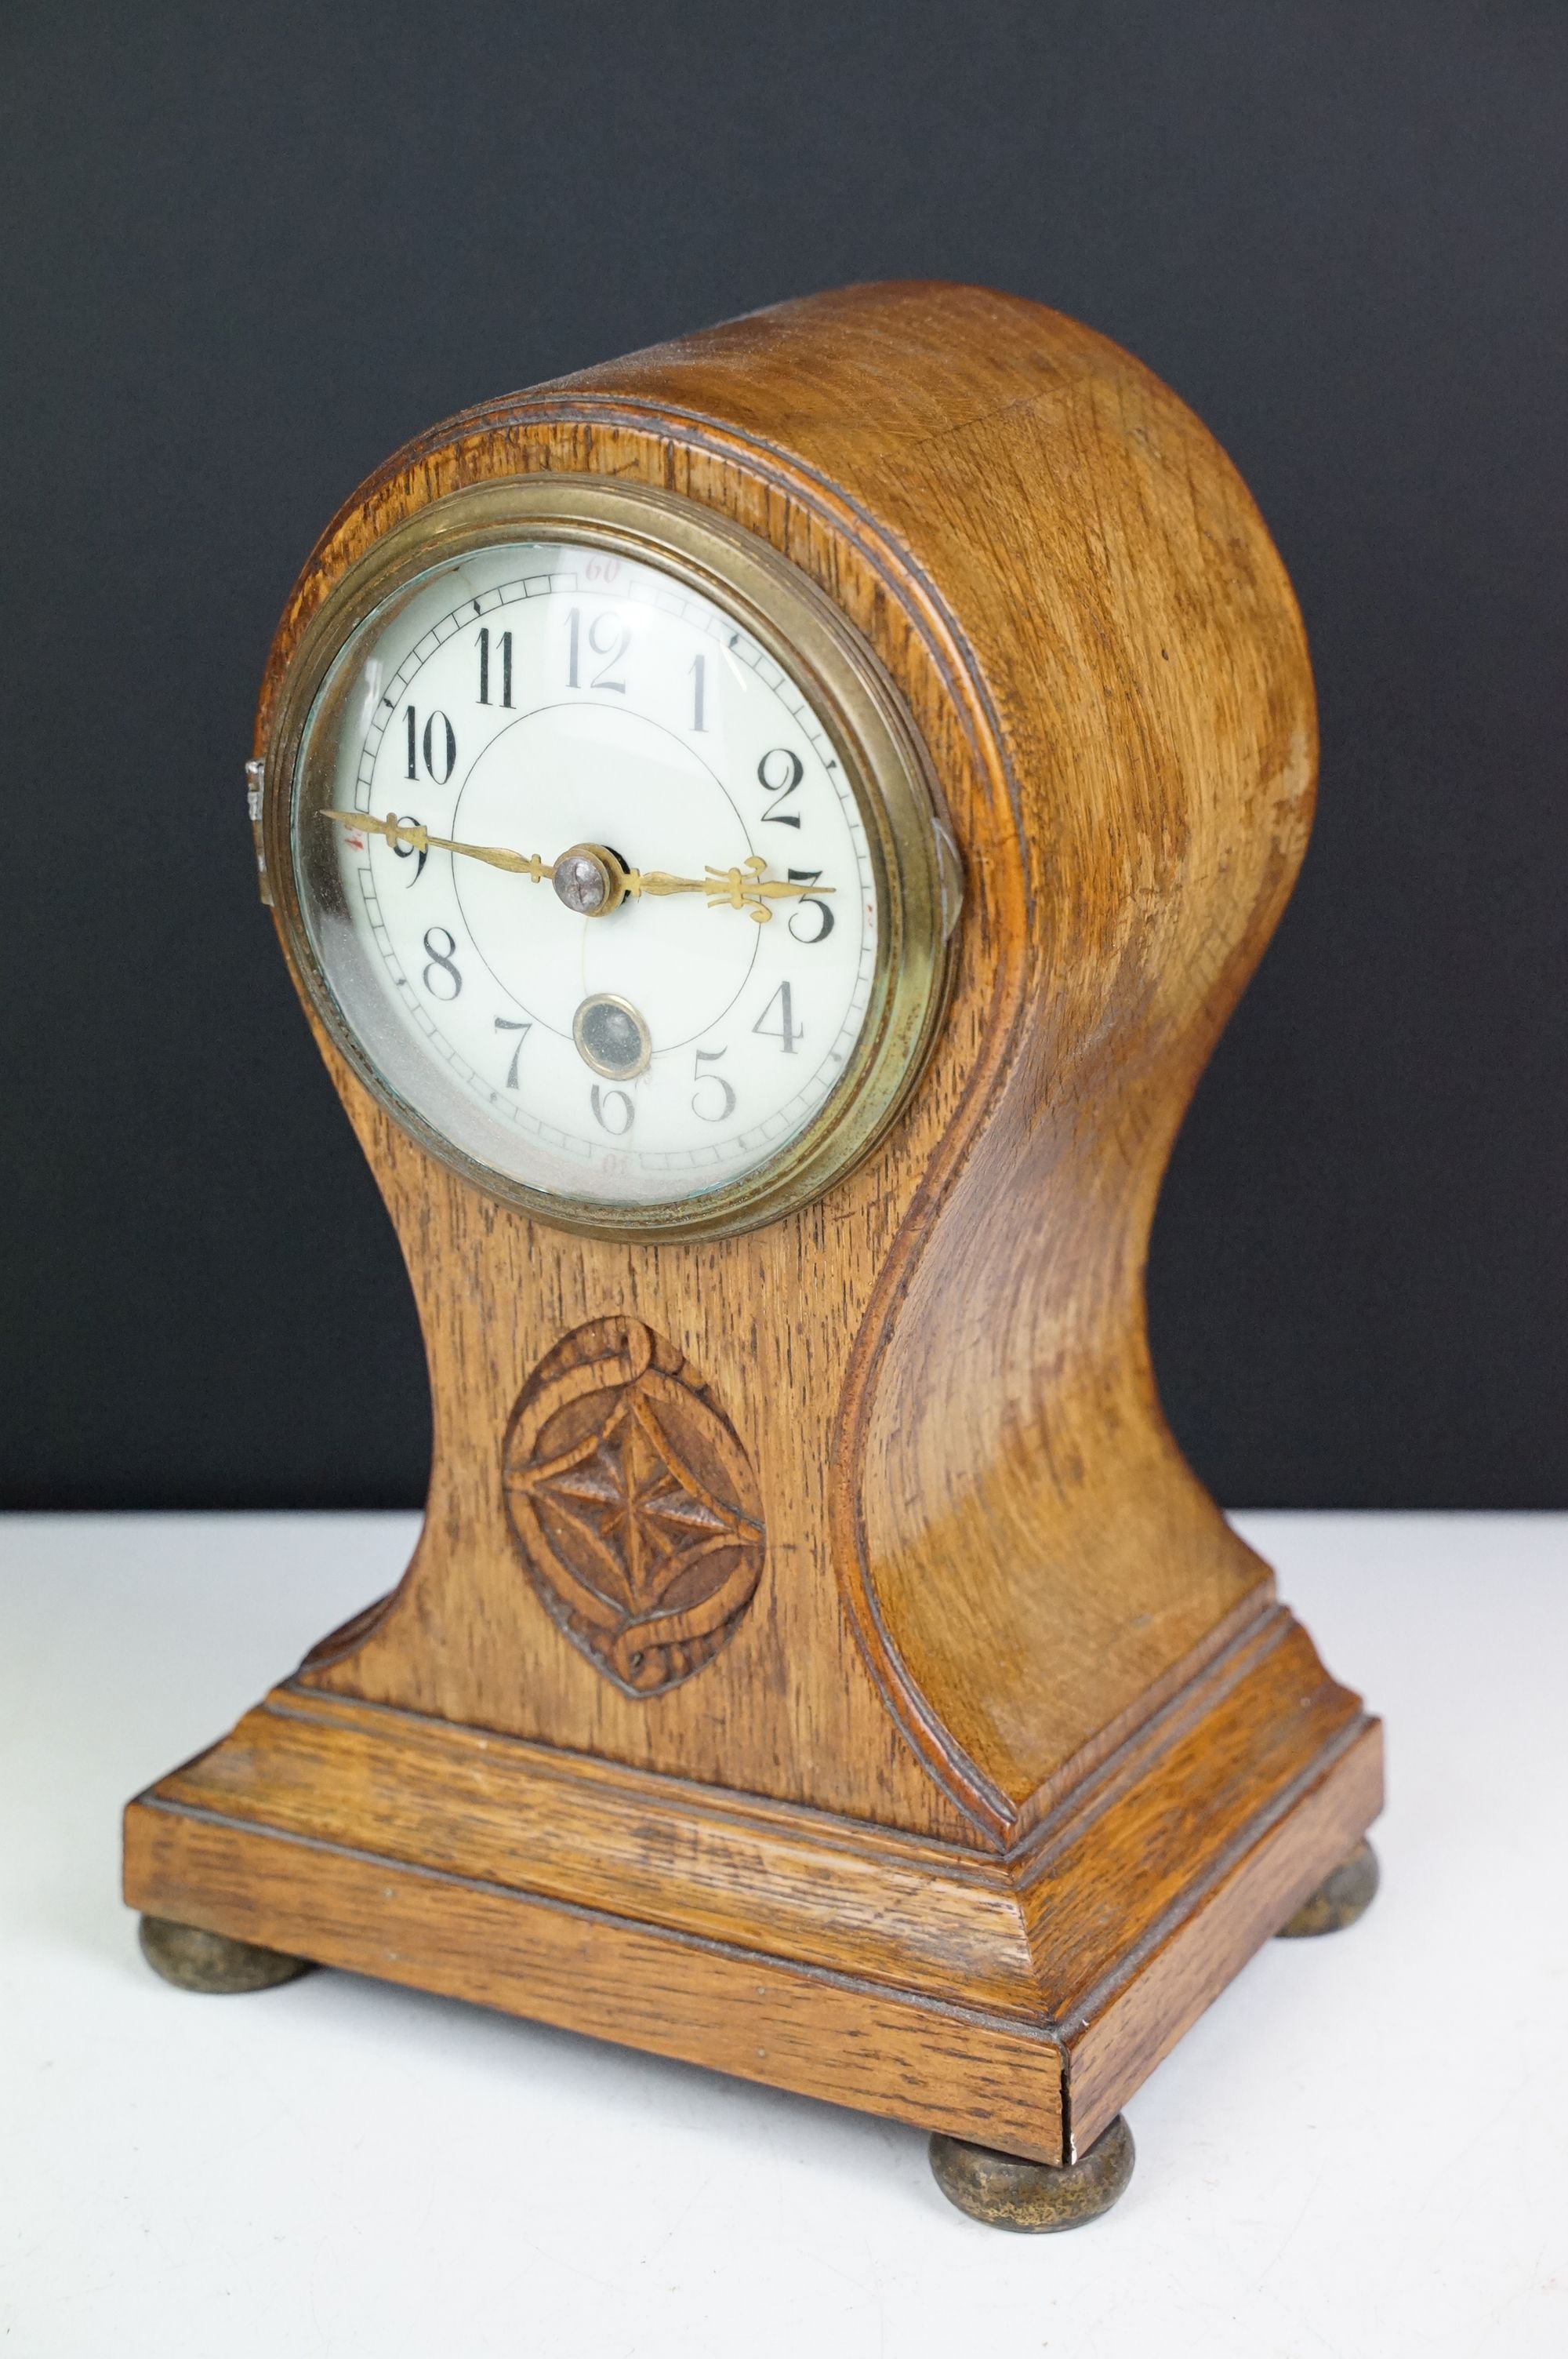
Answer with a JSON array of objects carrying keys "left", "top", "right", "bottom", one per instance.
[{"left": 2, "top": 2, "right": 1563, "bottom": 1510}]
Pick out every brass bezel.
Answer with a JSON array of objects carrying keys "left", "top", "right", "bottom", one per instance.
[{"left": 263, "top": 476, "right": 957, "bottom": 1241}]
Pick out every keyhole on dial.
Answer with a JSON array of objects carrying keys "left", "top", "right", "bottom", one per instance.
[{"left": 574, "top": 992, "right": 652, "bottom": 1080}]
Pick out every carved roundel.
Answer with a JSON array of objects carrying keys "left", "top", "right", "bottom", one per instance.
[{"left": 502, "top": 1316, "right": 766, "bottom": 1697}]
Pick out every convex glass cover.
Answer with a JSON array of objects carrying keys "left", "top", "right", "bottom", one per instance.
[{"left": 270, "top": 484, "right": 954, "bottom": 1234}]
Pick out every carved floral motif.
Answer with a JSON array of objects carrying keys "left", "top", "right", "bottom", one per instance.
[{"left": 502, "top": 1316, "right": 765, "bottom": 1696}]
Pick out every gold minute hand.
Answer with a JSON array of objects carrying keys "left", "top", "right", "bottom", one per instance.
[
  {"left": 322, "top": 815, "right": 833, "bottom": 921},
  {"left": 320, "top": 809, "right": 554, "bottom": 881}
]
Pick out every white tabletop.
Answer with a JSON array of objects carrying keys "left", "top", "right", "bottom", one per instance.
[{"left": 2, "top": 1510, "right": 1564, "bottom": 2357}]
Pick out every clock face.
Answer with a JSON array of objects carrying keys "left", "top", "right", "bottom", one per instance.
[{"left": 278, "top": 489, "right": 953, "bottom": 1234}]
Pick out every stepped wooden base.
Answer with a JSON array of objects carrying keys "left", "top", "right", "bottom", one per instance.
[{"left": 124, "top": 1604, "right": 1380, "bottom": 2167}]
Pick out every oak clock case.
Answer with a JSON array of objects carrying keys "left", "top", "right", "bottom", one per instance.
[
  {"left": 125, "top": 282, "right": 1382, "bottom": 2234},
  {"left": 265, "top": 480, "right": 956, "bottom": 1240}
]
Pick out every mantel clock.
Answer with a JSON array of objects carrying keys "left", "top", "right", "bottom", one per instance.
[{"left": 125, "top": 283, "right": 1381, "bottom": 2230}]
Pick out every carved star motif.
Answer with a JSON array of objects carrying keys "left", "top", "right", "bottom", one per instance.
[{"left": 530, "top": 1394, "right": 753, "bottom": 1612}]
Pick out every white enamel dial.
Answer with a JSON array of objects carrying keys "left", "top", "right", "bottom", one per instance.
[{"left": 294, "top": 540, "right": 880, "bottom": 1210}]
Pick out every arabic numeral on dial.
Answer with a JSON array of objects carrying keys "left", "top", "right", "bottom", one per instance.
[
  {"left": 787, "top": 868, "right": 834, "bottom": 942},
  {"left": 688, "top": 652, "right": 707, "bottom": 732},
  {"left": 477, "top": 627, "right": 513, "bottom": 707},
  {"left": 493, "top": 1015, "right": 532, "bottom": 1087},
  {"left": 590, "top": 1083, "right": 634, "bottom": 1134},
  {"left": 421, "top": 926, "right": 462, "bottom": 1001},
  {"left": 752, "top": 981, "right": 801, "bottom": 1054},
  {"left": 392, "top": 816, "right": 428, "bottom": 885},
  {"left": 405, "top": 705, "right": 456, "bottom": 783},
  {"left": 567, "top": 608, "right": 627, "bottom": 692},
  {"left": 691, "top": 1045, "right": 736, "bottom": 1121},
  {"left": 757, "top": 747, "right": 804, "bottom": 827}
]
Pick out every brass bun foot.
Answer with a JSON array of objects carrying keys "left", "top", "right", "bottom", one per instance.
[
  {"left": 929, "top": 2114, "right": 1135, "bottom": 2232},
  {"left": 138, "top": 1914, "right": 314, "bottom": 1994},
  {"left": 1275, "top": 1837, "right": 1380, "bottom": 1938}
]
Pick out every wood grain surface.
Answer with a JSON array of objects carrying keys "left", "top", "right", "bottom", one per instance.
[
  {"left": 125, "top": 283, "right": 1381, "bottom": 2166},
  {"left": 125, "top": 1801, "right": 1069, "bottom": 2164}
]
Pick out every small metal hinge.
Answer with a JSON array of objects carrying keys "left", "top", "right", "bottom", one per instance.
[
  {"left": 245, "top": 758, "right": 274, "bottom": 906},
  {"left": 933, "top": 816, "right": 965, "bottom": 941}
]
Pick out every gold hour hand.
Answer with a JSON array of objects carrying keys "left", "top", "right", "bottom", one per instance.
[
  {"left": 550, "top": 846, "right": 836, "bottom": 922},
  {"left": 624, "top": 856, "right": 836, "bottom": 925},
  {"left": 321, "top": 809, "right": 553, "bottom": 881},
  {"left": 700, "top": 857, "right": 835, "bottom": 925}
]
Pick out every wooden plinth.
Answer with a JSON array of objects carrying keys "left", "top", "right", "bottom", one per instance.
[{"left": 125, "top": 1604, "right": 1379, "bottom": 2165}]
